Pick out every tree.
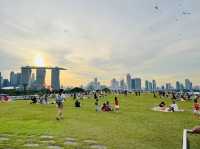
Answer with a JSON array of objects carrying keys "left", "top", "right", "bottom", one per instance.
[{"left": 70, "top": 87, "right": 85, "bottom": 93}]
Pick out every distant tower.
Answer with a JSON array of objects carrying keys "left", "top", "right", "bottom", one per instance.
[
  {"left": 10, "top": 71, "right": 15, "bottom": 86},
  {"left": 0, "top": 72, "right": 2, "bottom": 89},
  {"left": 51, "top": 68, "right": 60, "bottom": 91},
  {"left": 21, "top": 67, "right": 32, "bottom": 90},
  {"left": 145, "top": 80, "right": 149, "bottom": 91},
  {"left": 131, "top": 78, "right": 141, "bottom": 91},
  {"left": 185, "top": 79, "right": 192, "bottom": 90},
  {"left": 176, "top": 81, "right": 181, "bottom": 91},
  {"left": 36, "top": 68, "right": 46, "bottom": 89},
  {"left": 152, "top": 80, "right": 156, "bottom": 91},
  {"left": 126, "top": 74, "right": 132, "bottom": 91}
]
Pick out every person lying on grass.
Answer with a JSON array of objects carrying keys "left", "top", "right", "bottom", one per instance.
[{"left": 192, "top": 126, "right": 200, "bottom": 134}]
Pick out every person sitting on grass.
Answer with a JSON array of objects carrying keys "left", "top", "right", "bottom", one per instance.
[
  {"left": 159, "top": 101, "right": 166, "bottom": 110},
  {"left": 30, "top": 96, "right": 37, "bottom": 104},
  {"left": 168, "top": 100, "right": 179, "bottom": 112},
  {"left": 75, "top": 99, "right": 80, "bottom": 107},
  {"left": 101, "top": 103, "right": 107, "bottom": 112},
  {"left": 106, "top": 101, "right": 112, "bottom": 111},
  {"left": 114, "top": 97, "right": 120, "bottom": 112}
]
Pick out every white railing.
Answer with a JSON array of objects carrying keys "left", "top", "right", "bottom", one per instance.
[{"left": 183, "top": 129, "right": 192, "bottom": 149}]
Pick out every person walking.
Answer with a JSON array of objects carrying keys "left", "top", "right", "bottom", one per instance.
[
  {"left": 55, "top": 89, "right": 65, "bottom": 120},
  {"left": 114, "top": 97, "right": 120, "bottom": 112}
]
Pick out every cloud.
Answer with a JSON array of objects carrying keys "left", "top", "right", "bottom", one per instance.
[{"left": 0, "top": 0, "right": 200, "bottom": 86}]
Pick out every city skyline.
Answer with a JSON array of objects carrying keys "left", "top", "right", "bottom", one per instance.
[
  {"left": 1, "top": 69, "right": 197, "bottom": 91},
  {"left": 0, "top": 0, "right": 200, "bottom": 86}
]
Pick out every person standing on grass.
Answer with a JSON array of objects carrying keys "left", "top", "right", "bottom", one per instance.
[
  {"left": 95, "top": 99, "right": 100, "bottom": 112},
  {"left": 114, "top": 97, "right": 120, "bottom": 112},
  {"left": 55, "top": 89, "right": 65, "bottom": 120}
]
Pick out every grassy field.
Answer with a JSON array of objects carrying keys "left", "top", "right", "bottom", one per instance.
[{"left": 0, "top": 94, "right": 200, "bottom": 149}]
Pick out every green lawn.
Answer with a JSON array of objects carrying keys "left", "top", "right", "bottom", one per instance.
[{"left": 0, "top": 94, "right": 199, "bottom": 149}]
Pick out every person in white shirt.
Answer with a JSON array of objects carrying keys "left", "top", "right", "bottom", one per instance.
[
  {"left": 55, "top": 89, "right": 65, "bottom": 120},
  {"left": 169, "top": 100, "right": 179, "bottom": 112}
]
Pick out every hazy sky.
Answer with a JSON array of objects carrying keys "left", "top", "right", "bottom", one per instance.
[{"left": 0, "top": 0, "right": 200, "bottom": 87}]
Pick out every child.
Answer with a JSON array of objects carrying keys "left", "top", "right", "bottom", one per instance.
[
  {"left": 114, "top": 97, "right": 120, "bottom": 112},
  {"left": 193, "top": 99, "right": 200, "bottom": 114}
]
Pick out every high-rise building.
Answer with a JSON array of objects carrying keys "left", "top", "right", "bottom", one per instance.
[
  {"left": 145, "top": 80, "right": 149, "bottom": 91},
  {"left": 185, "top": 79, "right": 192, "bottom": 90},
  {"left": 10, "top": 71, "right": 19, "bottom": 87},
  {"left": 120, "top": 79, "right": 126, "bottom": 90},
  {"left": 0, "top": 72, "right": 2, "bottom": 89},
  {"left": 111, "top": 78, "right": 119, "bottom": 91},
  {"left": 126, "top": 73, "right": 132, "bottom": 91},
  {"left": 21, "top": 67, "right": 32, "bottom": 89},
  {"left": 51, "top": 68, "right": 60, "bottom": 90},
  {"left": 36, "top": 68, "right": 46, "bottom": 89},
  {"left": 16, "top": 73, "right": 22, "bottom": 85},
  {"left": 131, "top": 78, "right": 141, "bottom": 90},
  {"left": 152, "top": 80, "right": 156, "bottom": 91},
  {"left": 166, "top": 83, "right": 172, "bottom": 91},
  {"left": 148, "top": 81, "right": 153, "bottom": 91},
  {"left": 176, "top": 81, "right": 181, "bottom": 91},
  {"left": 3, "top": 79, "right": 10, "bottom": 87},
  {"left": 145, "top": 80, "right": 153, "bottom": 91}
]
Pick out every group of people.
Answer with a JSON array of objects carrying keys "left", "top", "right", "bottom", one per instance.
[
  {"left": 155, "top": 96, "right": 200, "bottom": 114},
  {"left": 157, "top": 100, "right": 181, "bottom": 112},
  {"left": 54, "top": 90, "right": 120, "bottom": 120},
  {"left": 95, "top": 96, "right": 120, "bottom": 112}
]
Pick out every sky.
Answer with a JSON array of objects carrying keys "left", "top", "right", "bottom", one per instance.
[{"left": 0, "top": 0, "right": 200, "bottom": 87}]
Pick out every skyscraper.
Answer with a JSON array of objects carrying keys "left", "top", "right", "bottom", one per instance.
[
  {"left": 152, "top": 80, "right": 156, "bottom": 91},
  {"left": 126, "top": 73, "right": 132, "bottom": 91},
  {"left": 36, "top": 68, "right": 46, "bottom": 89},
  {"left": 51, "top": 68, "right": 60, "bottom": 90},
  {"left": 166, "top": 83, "right": 172, "bottom": 91},
  {"left": 111, "top": 78, "right": 119, "bottom": 91},
  {"left": 21, "top": 67, "right": 32, "bottom": 90},
  {"left": 120, "top": 79, "right": 126, "bottom": 91},
  {"left": 16, "top": 73, "right": 22, "bottom": 86},
  {"left": 10, "top": 71, "right": 16, "bottom": 86},
  {"left": 176, "top": 81, "right": 181, "bottom": 91},
  {"left": 3, "top": 79, "right": 10, "bottom": 87},
  {"left": 145, "top": 80, "right": 149, "bottom": 91},
  {"left": 131, "top": 78, "right": 141, "bottom": 91},
  {"left": 185, "top": 79, "right": 192, "bottom": 90},
  {"left": 148, "top": 81, "right": 153, "bottom": 91},
  {"left": 0, "top": 72, "right": 2, "bottom": 89}
]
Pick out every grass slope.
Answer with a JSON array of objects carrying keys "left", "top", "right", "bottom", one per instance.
[{"left": 0, "top": 94, "right": 199, "bottom": 149}]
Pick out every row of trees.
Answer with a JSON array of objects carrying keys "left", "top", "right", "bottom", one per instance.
[{"left": 0, "top": 87, "right": 111, "bottom": 96}]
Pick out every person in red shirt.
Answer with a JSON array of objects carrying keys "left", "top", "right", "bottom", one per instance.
[{"left": 193, "top": 99, "right": 200, "bottom": 111}]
